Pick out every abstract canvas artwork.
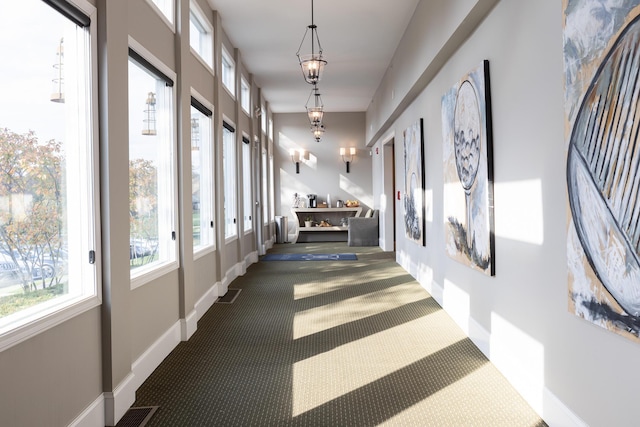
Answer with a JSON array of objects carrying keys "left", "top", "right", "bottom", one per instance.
[
  {"left": 441, "top": 60, "right": 494, "bottom": 276},
  {"left": 403, "top": 119, "right": 425, "bottom": 246},
  {"left": 564, "top": 0, "right": 640, "bottom": 340}
]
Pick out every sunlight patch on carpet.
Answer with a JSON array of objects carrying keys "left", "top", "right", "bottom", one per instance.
[
  {"left": 293, "top": 283, "right": 429, "bottom": 339},
  {"left": 262, "top": 253, "right": 357, "bottom": 261},
  {"left": 292, "top": 313, "right": 464, "bottom": 417}
]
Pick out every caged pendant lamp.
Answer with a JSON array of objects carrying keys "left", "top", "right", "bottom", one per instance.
[
  {"left": 306, "top": 84, "right": 324, "bottom": 126},
  {"left": 296, "top": 0, "right": 327, "bottom": 85}
]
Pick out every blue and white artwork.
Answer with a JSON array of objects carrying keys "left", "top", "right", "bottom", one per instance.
[
  {"left": 441, "top": 60, "right": 494, "bottom": 276},
  {"left": 565, "top": 1, "right": 640, "bottom": 340},
  {"left": 403, "top": 119, "right": 425, "bottom": 246}
]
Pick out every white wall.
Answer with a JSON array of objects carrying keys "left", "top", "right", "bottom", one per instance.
[
  {"left": 274, "top": 112, "right": 373, "bottom": 237},
  {"left": 370, "top": 0, "right": 640, "bottom": 425}
]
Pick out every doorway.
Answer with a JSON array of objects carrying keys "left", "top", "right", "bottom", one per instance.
[{"left": 383, "top": 139, "right": 396, "bottom": 251}]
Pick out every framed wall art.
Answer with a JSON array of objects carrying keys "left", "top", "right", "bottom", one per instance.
[
  {"left": 403, "top": 118, "right": 425, "bottom": 246},
  {"left": 441, "top": 60, "right": 494, "bottom": 276},
  {"left": 564, "top": 0, "right": 640, "bottom": 340}
]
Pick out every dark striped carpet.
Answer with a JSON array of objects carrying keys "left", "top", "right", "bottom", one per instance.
[{"left": 131, "top": 243, "right": 547, "bottom": 426}]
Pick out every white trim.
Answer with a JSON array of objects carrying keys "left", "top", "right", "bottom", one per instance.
[
  {"left": 194, "top": 245, "right": 215, "bottom": 260},
  {"left": 190, "top": 49, "right": 215, "bottom": 76},
  {"left": 128, "top": 36, "right": 177, "bottom": 83},
  {"left": 195, "top": 280, "right": 221, "bottom": 321},
  {"left": 242, "top": 250, "right": 258, "bottom": 274},
  {"left": 131, "top": 320, "right": 181, "bottom": 392},
  {"left": 0, "top": 297, "right": 100, "bottom": 352},
  {"left": 398, "top": 258, "right": 585, "bottom": 427},
  {"left": 104, "top": 373, "right": 135, "bottom": 427},
  {"left": 130, "top": 261, "right": 179, "bottom": 290},
  {"left": 144, "top": 0, "right": 175, "bottom": 32},
  {"left": 221, "top": 263, "right": 243, "bottom": 296},
  {"left": 181, "top": 309, "right": 198, "bottom": 341},
  {"left": 188, "top": 0, "right": 213, "bottom": 70},
  {"left": 542, "top": 389, "right": 588, "bottom": 427},
  {"left": 67, "top": 393, "right": 104, "bottom": 427}
]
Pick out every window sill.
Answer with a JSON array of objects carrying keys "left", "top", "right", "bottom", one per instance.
[
  {"left": 0, "top": 294, "right": 101, "bottom": 353},
  {"left": 190, "top": 49, "right": 214, "bottom": 76},
  {"left": 131, "top": 260, "right": 179, "bottom": 290},
  {"left": 194, "top": 245, "right": 215, "bottom": 261}
]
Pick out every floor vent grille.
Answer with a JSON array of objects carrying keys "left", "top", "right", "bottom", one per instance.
[
  {"left": 115, "top": 406, "right": 158, "bottom": 427},
  {"left": 216, "top": 288, "right": 241, "bottom": 304}
]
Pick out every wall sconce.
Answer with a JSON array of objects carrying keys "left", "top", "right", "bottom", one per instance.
[
  {"left": 340, "top": 147, "right": 356, "bottom": 173},
  {"left": 290, "top": 148, "right": 305, "bottom": 174}
]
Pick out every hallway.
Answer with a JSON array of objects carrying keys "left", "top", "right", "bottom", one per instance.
[{"left": 130, "top": 243, "right": 546, "bottom": 426}]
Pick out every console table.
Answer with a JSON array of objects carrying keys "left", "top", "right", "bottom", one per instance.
[{"left": 291, "top": 207, "right": 363, "bottom": 243}]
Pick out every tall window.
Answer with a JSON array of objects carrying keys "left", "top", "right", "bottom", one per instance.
[
  {"left": 242, "top": 136, "right": 253, "bottom": 233},
  {"left": 221, "top": 47, "right": 235, "bottom": 97},
  {"left": 189, "top": 1, "right": 213, "bottom": 70},
  {"left": 191, "top": 96, "right": 214, "bottom": 254},
  {"left": 0, "top": 0, "right": 98, "bottom": 347},
  {"left": 128, "top": 49, "right": 177, "bottom": 284},
  {"left": 260, "top": 103, "right": 267, "bottom": 134},
  {"left": 240, "top": 76, "right": 250, "bottom": 115},
  {"left": 148, "top": 0, "right": 174, "bottom": 27},
  {"left": 262, "top": 147, "right": 268, "bottom": 225},
  {"left": 222, "top": 122, "right": 237, "bottom": 239},
  {"left": 269, "top": 141, "right": 275, "bottom": 224}
]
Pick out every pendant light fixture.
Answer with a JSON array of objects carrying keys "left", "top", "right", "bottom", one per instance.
[
  {"left": 296, "top": 0, "right": 326, "bottom": 85},
  {"left": 142, "top": 92, "right": 157, "bottom": 136},
  {"left": 306, "top": 84, "right": 324, "bottom": 126},
  {"left": 312, "top": 123, "right": 325, "bottom": 142}
]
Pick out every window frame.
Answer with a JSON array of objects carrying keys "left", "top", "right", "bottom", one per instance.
[
  {"left": 269, "top": 139, "right": 275, "bottom": 225},
  {"left": 242, "top": 135, "right": 253, "bottom": 234},
  {"left": 222, "top": 120, "right": 238, "bottom": 241},
  {"left": 221, "top": 46, "right": 236, "bottom": 98},
  {"left": 128, "top": 38, "right": 179, "bottom": 290},
  {"left": 189, "top": 0, "right": 213, "bottom": 73},
  {"left": 0, "top": 0, "right": 101, "bottom": 352},
  {"left": 190, "top": 91, "right": 215, "bottom": 258},
  {"left": 262, "top": 146, "right": 269, "bottom": 226},
  {"left": 240, "top": 76, "right": 251, "bottom": 116},
  {"left": 145, "top": 0, "right": 175, "bottom": 31}
]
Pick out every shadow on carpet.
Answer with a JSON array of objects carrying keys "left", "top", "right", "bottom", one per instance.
[{"left": 261, "top": 253, "right": 357, "bottom": 261}]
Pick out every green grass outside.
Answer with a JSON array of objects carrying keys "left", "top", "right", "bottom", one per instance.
[{"left": 0, "top": 283, "right": 67, "bottom": 318}]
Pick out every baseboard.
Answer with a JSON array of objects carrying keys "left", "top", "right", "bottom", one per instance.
[
  {"left": 195, "top": 281, "right": 220, "bottom": 321},
  {"left": 131, "top": 321, "right": 181, "bottom": 392},
  {"left": 243, "top": 250, "right": 258, "bottom": 273},
  {"left": 180, "top": 309, "right": 197, "bottom": 341},
  {"left": 221, "top": 262, "right": 245, "bottom": 295},
  {"left": 67, "top": 394, "right": 105, "bottom": 427},
  {"left": 397, "top": 257, "right": 585, "bottom": 427},
  {"left": 103, "top": 372, "right": 135, "bottom": 426}
]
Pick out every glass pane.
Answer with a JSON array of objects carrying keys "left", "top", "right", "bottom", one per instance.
[
  {"left": 150, "top": 0, "right": 174, "bottom": 25},
  {"left": 128, "top": 59, "right": 174, "bottom": 272},
  {"left": 243, "top": 142, "right": 252, "bottom": 231},
  {"left": 223, "top": 128, "right": 236, "bottom": 238},
  {"left": 191, "top": 105, "right": 213, "bottom": 251},
  {"left": 0, "top": 0, "right": 94, "bottom": 324},
  {"left": 189, "top": 15, "right": 202, "bottom": 54}
]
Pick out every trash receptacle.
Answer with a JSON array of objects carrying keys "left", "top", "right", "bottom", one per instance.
[{"left": 275, "top": 216, "right": 288, "bottom": 243}]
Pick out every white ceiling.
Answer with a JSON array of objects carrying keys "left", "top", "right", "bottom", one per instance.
[{"left": 206, "top": 0, "right": 420, "bottom": 113}]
